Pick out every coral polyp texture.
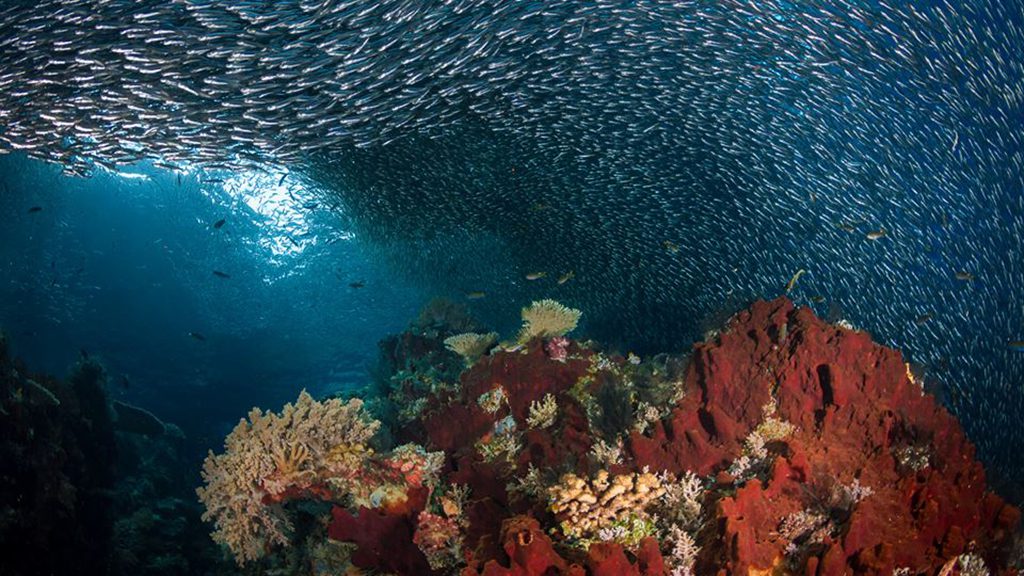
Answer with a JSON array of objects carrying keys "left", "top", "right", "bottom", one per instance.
[{"left": 197, "top": 298, "right": 1021, "bottom": 574}]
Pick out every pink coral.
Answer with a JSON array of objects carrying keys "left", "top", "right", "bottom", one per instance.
[
  {"left": 544, "top": 336, "right": 570, "bottom": 362},
  {"left": 413, "top": 511, "right": 463, "bottom": 570}
]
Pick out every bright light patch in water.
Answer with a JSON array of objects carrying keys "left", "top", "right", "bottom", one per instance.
[
  {"left": 100, "top": 160, "right": 347, "bottom": 262},
  {"left": 221, "top": 169, "right": 314, "bottom": 257}
]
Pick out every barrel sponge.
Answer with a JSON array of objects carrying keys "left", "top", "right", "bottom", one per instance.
[{"left": 196, "top": 391, "right": 380, "bottom": 564}]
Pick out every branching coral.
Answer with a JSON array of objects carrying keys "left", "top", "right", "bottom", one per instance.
[
  {"left": 589, "top": 437, "right": 623, "bottom": 467},
  {"left": 953, "top": 553, "right": 991, "bottom": 576},
  {"left": 444, "top": 332, "right": 498, "bottom": 365},
  {"left": 664, "top": 525, "right": 699, "bottom": 576},
  {"left": 779, "top": 510, "right": 830, "bottom": 555},
  {"left": 413, "top": 511, "right": 464, "bottom": 571},
  {"left": 197, "top": 391, "right": 380, "bottom": 564},
  {"left": 517, "top": 299, "right": 581, "bottom": 343},
  {"left": 526, "top": 393, "right": 558, "bottom": 429},
  {"left": 633, "top": 401, "right": 663, "bottom": 434},
  {"left": 781, "top": 479, "right": 874, "bottom": 560},
  {"left": 548, "top": 469, "right": 666, "bottom": 549},
  {"left": 198, "top": 390, "right": 445, "bottom": 565},
  {"left": 658, "top": 470, "right": 704, "bottom": 530},
  {"left": 477, "top": 385, "right": 508, "bottom": 414},
  {"left": 475, "top": 415, "right": 522, "bottom": 465},
  {"left": 507, "top": 463, "right": 547, "bottom": 499},
  {"left": 596, "top": 514, "right": 659, "bottom": 548},
  {"left": 727, "top": 400, "right": 795, "bottom": 482}
]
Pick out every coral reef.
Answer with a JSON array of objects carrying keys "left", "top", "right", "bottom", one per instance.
[
  {"left": 197, "top": 391, "right": 381, "bottom": 563},
  {"left": 548, "top": 469, "right": 666, "bottom": 549},
  {"left": 193, "top": 297, "right": 1021, "bottom": 574},
  {"left": 446, "top": 332, "right": 500, "bottom": 365},
  {"left": 517, "top": 299, "right": 582, "bottom": 344}
]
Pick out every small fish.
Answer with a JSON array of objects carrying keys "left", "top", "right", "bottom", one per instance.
[
  {"left": 188, "top": 332, "right": 206, "bottom": 341},
  {"left": 954, "top": 271, "right": 974, "bottom": 281},
  {"left": 278, "top": 174, "right": 287, "bottom": 186},
  {"left": 349, "top": 281, "right": 365, "bottom": 288},
  {"left": 866, "top": 228, "right": 887, "bottom": 240},
  {"left": 465, "top": 291, "right": 487, "bottom": 299},
  {"left": 1008, "top": 341, "right": 1024, "bottom": 352},
  {"left": 785, "top": 269, "right": 806, "bottom": 293},
  {"left": 663, "top": 240, "right": 680, "bottom": 254},
  {"left": 118, "top": 374, "right": 131, "bottom": 390},
  {"left": 201, "top": 178, "right": 224, "bottom": 184},
  {"left": 212, "top": 218, "right": 226, "bottom": 229},
  {"left": 915, "top": 313, "right": 934, "bottom": 325},
  {"left": 810, "top": 295, "right": 825, "bottom": 304},
  {"left": 557, "top": 271, "right": 574, "bottom": 285},
  {"left": 213, "top": 270, "right": 230, "bottom": 279},
  {"left": 27, "top": 206, "right": 42, "bottom": 213},
  {"left": 836, "top": 221, "right": 858, "bottom": 233},
  {"left": 525, "top": 272, "right": 547, "bottom": 280}
]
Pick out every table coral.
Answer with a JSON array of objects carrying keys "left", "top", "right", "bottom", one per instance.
[{"left": 517, "top": 299, "right": 582, "bottom": 343}]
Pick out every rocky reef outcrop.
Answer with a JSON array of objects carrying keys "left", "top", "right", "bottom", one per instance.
[
  {"left": 0, "top": 334, "right": 227, "bottom": 576},
  {"left": 0, "top": 335, "right": 117, "bottom": 576},
  {"left": 197, "top": 298, "right": 1022, "bottom": 575}
]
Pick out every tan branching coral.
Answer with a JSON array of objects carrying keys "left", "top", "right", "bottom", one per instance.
[
  {"left": 526, "top": 393, "right": 558, "bottom": 429},
  {"left": 444, "top": 332, "right": 498, "bottom": 365},
  {"left": 548, "top": 469, "right": 666, "bottom": 548},
  {"left": 517, "top": 299, "right": 582, "bottom": 343},
  {"left": 196, "top": 391, "right": 380, "bottom": 564}
]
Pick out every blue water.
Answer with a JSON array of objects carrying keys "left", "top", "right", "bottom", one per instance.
[
  {"left": 0, "top": 155, "right": 425, "bottom": 451},
  {"left": 0, "top": 0, "right": 1021, "bottom": 515}
]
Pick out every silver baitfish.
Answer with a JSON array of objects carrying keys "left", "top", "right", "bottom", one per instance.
[{"left": 0, "top": 0, "right": 1022, "bottom": 494}]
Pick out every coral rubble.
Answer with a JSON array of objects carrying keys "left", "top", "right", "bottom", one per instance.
[{"left": 197, "top": 297, "right": 1021, "bottom": 575}]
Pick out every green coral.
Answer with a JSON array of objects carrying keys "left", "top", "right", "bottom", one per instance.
[{"left": 597, "top": 513, "right": 659, "bottom": 549}]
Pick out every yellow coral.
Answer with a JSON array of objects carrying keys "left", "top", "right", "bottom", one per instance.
[
  {"left": 196, "top": 391, "right": 379, "bottom": 565},
  {"left": 517, "top": 299, "right": 581, "bottom": 343},
  {"left": 548, "top": 469, "right": 666, "bottom": 547},
  {"left": 444, "top": 332, "right": 498, "bottom": 365}
]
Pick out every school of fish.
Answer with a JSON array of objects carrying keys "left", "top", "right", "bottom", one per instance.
[{"left": 0, "top": 1, "right": 1022, "bottom": 497}]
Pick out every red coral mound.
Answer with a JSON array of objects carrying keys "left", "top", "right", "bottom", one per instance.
[
  {"left": 327, "top": 297, "right": 1019, "bottom": 575},
  {"left": 633, "top": 298, "right": 1019, "bottom": 575},
  {"left": 422, "top": 338, "right": 592, "bottom": 460},
  {"left": 329, "top": 503, "right": 432, "bottom": 574},
  {"left": 464, "top": 516, "right": 578, "bottom": 576}
]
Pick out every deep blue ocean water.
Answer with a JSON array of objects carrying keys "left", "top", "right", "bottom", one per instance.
[{"left": 0, "top": 155, "right": 427, "bottom": 453}]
